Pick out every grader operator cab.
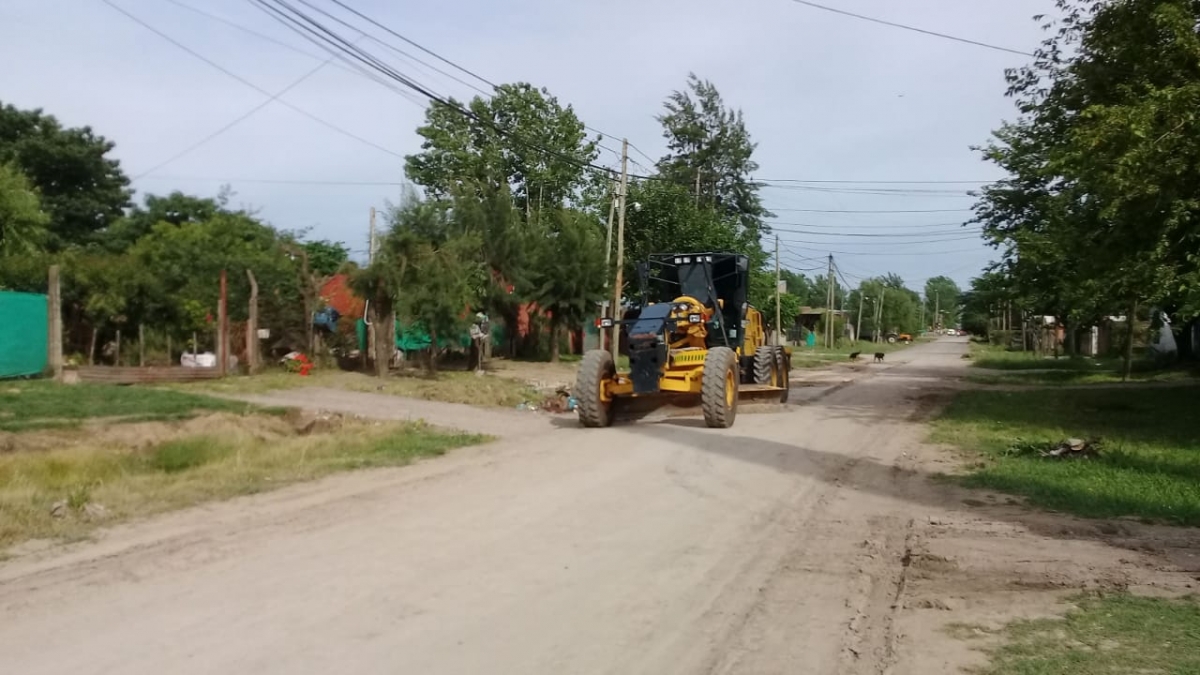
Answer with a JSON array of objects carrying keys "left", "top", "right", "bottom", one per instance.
[{"left": 576, "top": 252, "right": 791, "bottom": 429}]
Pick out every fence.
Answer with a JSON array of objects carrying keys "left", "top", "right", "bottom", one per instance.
[{"left": 0, "top": 290, "right": 48, "bottom": 379}]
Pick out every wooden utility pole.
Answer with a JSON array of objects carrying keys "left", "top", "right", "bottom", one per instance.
[
  {"left": 246, "top": 269, "right": 260, "bottom": 374},
  {"left": 857, "top": 293, "right": 867, "bottom": 344},
  {"left": 217, "top": 270, "right": 228, "bottom": 376},
  {"left": 826, "top": 255, "right": 835, "bottom": 348},
  {"left": 876, "top": 288, "right": 887, "bottom": 343},
  {"left": 610, "top": 139, "right": 630, "bottom": 362},
  {"left": 366, "top": 207, "right": 377, "bottom": 371},
  {"left": 774, "top": 235, "right": 782, "bottom": 346},
  {"left": 934, "top": 291, "right": 941, "bottom": 332},
  {"left": 47, "top": 265, "right": 62, "bottom": 380},
  {"left": 600, "top": 173, "right": 617, "bottom": 351}
]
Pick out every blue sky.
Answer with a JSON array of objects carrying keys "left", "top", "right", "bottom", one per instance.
[{"left": 1, "top": 0, "right": 1050, "bottom": 291}]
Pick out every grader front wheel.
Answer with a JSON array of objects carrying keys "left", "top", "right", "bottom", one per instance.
[
  {"left": 774, "top": 346, "right": 791, "bottom": 404},
  {"left": 702, "top": 347, "right": 739, "bottom": 428},
  {"left": 576, "top": 350, "right": 615, "bottom": 428}
]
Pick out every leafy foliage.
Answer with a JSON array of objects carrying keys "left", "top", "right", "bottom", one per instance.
[
  {"left": 0, "top": 163, "right": 49, "bottom": 255},
  {"left": 0, "top": 102, "right": 132, "bottom": 250}
]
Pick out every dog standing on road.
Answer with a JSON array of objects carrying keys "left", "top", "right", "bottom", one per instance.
[
  {"left": 873, "top": 352, "right": 885, "bottom": 363},
  {"left": 849, "top": 351, "right": 861, "bottom": 361}
]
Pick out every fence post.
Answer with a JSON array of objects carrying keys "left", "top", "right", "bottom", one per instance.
[{"left": 47, "top": 265, "right": 63, "bottom": 381}]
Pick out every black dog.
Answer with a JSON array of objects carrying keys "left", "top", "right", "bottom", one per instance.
[
  {"left": 849, "top": 351, "right": 861, "bottom": 361},
  {"left": 873, "top": 352, "right": 885, "bottom": 363}
]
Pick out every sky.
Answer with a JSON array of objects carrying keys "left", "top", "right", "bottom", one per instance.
[{"left": 1, "top": 0, "right": 1051, "bottom": 292}]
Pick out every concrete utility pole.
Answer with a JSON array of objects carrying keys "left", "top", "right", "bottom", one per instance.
[
  {"left": 367, "top": 206, "right": 377, "bottom": 370},
  {"left": 774, "top": 235, "right": 782, "bottom": 346},
  {"left": 368, "top": 206, "right": 377, "bottom": 262},
  {"left": 610, "top": 139, "right": 630, "bottom": 362},
  {"left": 934, "top": 290, "right": 940, "bottom": 332}
]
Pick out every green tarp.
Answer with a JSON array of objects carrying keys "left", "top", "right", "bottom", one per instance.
[
  {"left": 0, "top": 291, "right": 47, "bottom": 379},
  {"left": 355, "top": 319, "right": 507, "bottom": 352}
]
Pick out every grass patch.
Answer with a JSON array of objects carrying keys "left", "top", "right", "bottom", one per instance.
[
  {"left": 931, "top": 385, "right": 1200, "bottom": 525},
  {"left": 168, "top": 368, "right": 541, "bottom": 407},
  {"left": 0, "top": 415, "right": 487, "bottom": 551},
  {"left": 963, "top": 594, "right": 1200, "bottom": 674},
  {"left": 0, "top": 381, "right": 256, "bottom": 432}
]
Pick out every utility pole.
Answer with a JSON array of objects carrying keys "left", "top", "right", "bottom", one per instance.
[
  {"left": 856, "top": 293, "right": 867, "bottom": 344},
  {"left": 826, "top": 255, "right": 835, "bottom": 348},
  {"left": 367, "top": 206, "right": 377, "bottom": 370},
  {"left": 774, "top": 235, "right": 782, "bottom": 346},
  {"left": 368, "top": 206, "right": 377, "bottom": 263},
  {"left": 610, "top": 139, "right": 630, "bottom": 362},
  {"left": 600, "top": 173, "right": 617, "bottom": 351},
  {"left": 934, "top": 290, "right": 941, "bottom": 332},
  {"left": 876, "top": 288, "right": 887, "bottom": 343}
]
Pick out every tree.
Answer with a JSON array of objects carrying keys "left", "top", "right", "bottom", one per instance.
[
  {"left": 923, "top": 277, "right": 962, "bottom": 329},
  {"left": 101, "top": 190, "right": 228, "bottom": 253},
  {"left": 302, "top": 239, "right": 350, "bottom": 277},
  {"left": 0, "top": 102, "right": 131, "bottom": 249},
  {"left": 528, "top": 209, "right": 608, "bottom": 362},
  {"left": 656, "top": 73, "right": 772, "bottom": 237},
  {"left": 405, "top": 83, "right": 599, "bottom": 218},
  {"left": 0, "top": 163, "right": 49, "bottom": 255},
  {"left": 974, "top": 0, "right": 1200, "bottom": 371}
]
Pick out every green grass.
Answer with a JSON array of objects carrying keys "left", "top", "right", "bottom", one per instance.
[
  {"left": 0, "top": 416, "right": 487, "bottom": 550},
  {"left": 967, "top": 343, "right": 1198, "bottom": 385},
  {"left": 168, "top": 368, "right": 541, "bottom": 407},
  {"left": 0, "top": 381, "right": 257, "bottom": 432},
  {"left": 931, "top": 385, "right": 1200, "bottom": 525},
  {"left": 959, "top": 594, "right": 1200, "bottom": 675}
]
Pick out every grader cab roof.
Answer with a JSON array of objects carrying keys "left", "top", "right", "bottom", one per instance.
[{"left": 639, "top": 253, "right": 750, "bottom": 341}]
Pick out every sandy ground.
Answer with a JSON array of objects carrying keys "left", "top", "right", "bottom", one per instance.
[{"left": 1, "top": 338, "right": 1197, "bottom": 674}]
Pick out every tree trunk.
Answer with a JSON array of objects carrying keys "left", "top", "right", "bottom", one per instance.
[
  {"left": 372, "top": 289, "right": 391, "bottom": 378},
  {"left": 427, "top": 331, "right": 439, "bottom": 375},
  {"left": 89, "top": 327, "right": 97, "bottom": 365},
  {"left": 549, "top": 320, "right": 561, "bottom": 364},
  {"left": 1123, "top": 299, "right": 1138, "bottom": 382}
]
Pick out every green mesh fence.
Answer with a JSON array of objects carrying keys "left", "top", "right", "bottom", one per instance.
[{"left": 0, "top": 291, "right": 47, "bottom": 379}]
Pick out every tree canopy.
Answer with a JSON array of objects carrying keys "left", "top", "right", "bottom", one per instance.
[{"left": 0, "top": 102, "right": 132, "bottom": 250}]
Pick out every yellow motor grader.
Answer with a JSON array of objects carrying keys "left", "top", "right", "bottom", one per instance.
[{"left": 576, "top": 252, "right": 791, "bottom": 429}]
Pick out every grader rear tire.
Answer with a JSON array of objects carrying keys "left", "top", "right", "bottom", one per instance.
[
  {"left": 753, "top": 346, "right": 779, "bottom": 386},
  {"left": 773, "top": 346, "right": 791, "bottom": 404},
  {"left": 702, "top": 347, "right": 739, "bottom": 429},
  {"left": 576, "top": 349, "right": 615, "bottom": 428}
]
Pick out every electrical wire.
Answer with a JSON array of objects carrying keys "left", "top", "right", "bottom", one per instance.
[
  {"left": 101, "top": 0, "right": 407, "bottom": 161},
  {"left": 785, "top": 0, "right": 1035, "bottom": 57},
  {"left": 134, "top": 36, "right": 359, "bottom": 178},
  {"left": 767, "top": 207, "right": 971, "bottom": 214}
]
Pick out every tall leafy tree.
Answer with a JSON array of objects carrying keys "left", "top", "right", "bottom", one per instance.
[
  {"left": 923, "top": 276, "right": 962, "bottom": 328},
  {"left": 405, "top": 83, "right": 600, "bottom": 217},
  {"left": 975, "top": 0, "right": 1200, "bottom": 369},
  {"left": 0, "top": 102, "right": 131, "bottom": 249},
  {"left": 528, "top": 209, "right": 608, "bottom": 362},
  {"left": 656, "top": 73, "right": 772, "bottom": 237}
]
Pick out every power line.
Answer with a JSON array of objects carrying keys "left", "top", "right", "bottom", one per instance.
[
  {"left": 785, "top": 0, "right": 1035, "bottom": 57},
  {"left": 135, "top": 37, "right": 357, "bottom": 179},
  {"left": 101, "top": 0, "right": 406, "bottom": 161},
  {"left": 772, "top": 226, "right": 980, "bottom": 239},
  {"left": 768, "top": 207, "right": 971, "bottom": 214},
  {"left": 252, "top": 0, "right": 668, "bottom": 185},
  {"left": 766, "top": 219, "right": 974, "bottom": 230},
  {"left": 756, "top": 178, "right": 994, "bottom": 184},
  {"left": 137, "top": 175, "right": 407, "bottom": 186},
  {"left": 321, "top": 0, "right": 651, "bottom": 164}
]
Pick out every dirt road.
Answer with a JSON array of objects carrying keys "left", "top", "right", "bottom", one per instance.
[{"left": 0, "top": 339, "right": 1191, "bottom": 674}]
